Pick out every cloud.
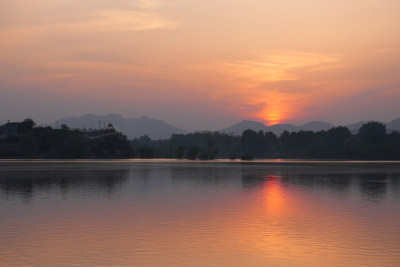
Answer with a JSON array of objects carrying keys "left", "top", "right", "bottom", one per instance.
[
  {"left": 224, "top": 51, "right": 341, "bottom": 84},
  {"left": 22, "top": 73, "right": 78, "bottom": 83},
  {"left": 0, "top": 1, "right": 180, "bottom": 85},
  {"left": 0, "top": 0, "right": 178, "bottom": 38},
  {"left": 74, "top": 10, "right": 178, "bottom": 32},
  {"left": 1, "top": 1, "right": 399, "bottom": 128},
  {"left": 1, "top": 11, "right": 177, "bottom": 37},
  {"left": 241, "top": 102, "right": 268, "bottom": 113},
  {"left": 185, "top": 51, "right": 344, "bottom": 124},
  {"left": 135, "top": 0, "right": 164, "bottom": 9}
]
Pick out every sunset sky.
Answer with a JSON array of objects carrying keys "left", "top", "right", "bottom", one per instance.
[{"left": 1, "top": 0, "right": 400, "bottom": 130}]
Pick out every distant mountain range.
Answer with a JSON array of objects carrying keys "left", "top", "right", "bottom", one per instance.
[
  {"left": 51, "top": 114, "right": 400, "bottom": 140},
  {"left": 344, "top": 118, "right": 400, "bottom": 134},
  {"left": 51, "top": 114, "right": 187, "bottom": 140}
]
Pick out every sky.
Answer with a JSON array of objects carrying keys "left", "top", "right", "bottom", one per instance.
[{"left": 1, "top": 0, "right": 400, "bottom": 130}]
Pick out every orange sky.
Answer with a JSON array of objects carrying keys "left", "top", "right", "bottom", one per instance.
[{"left": 1, "top": 0, "right": 400, "bottom": 129}]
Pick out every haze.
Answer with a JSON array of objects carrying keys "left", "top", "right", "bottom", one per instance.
[{"left": 1, "top": 0, "right": 399, "bottom": 130}]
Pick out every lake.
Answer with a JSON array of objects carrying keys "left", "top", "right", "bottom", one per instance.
[{"left": 0, "top": 160, "right": 400, "bottom": 266}]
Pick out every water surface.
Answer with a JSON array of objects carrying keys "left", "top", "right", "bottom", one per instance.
[{"left": 0, "top": 160, "right": 400, "bottom": 266}]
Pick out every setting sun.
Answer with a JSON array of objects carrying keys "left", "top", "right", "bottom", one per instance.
[
  {"left": 2, "top": 1, "right": 400, "bottom": 266},
  {"left": 1, "top": 0, "right": 399, "bottom": 129}
]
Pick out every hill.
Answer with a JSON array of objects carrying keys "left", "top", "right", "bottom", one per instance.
[
  {"left": 51, "top": 114, "right": 188, "bottom": 140},
  {"left": 51, "top": 115, "right": 400, "bottom": 139},
  {"left": 299, "top": 121, "right": 334, "bottom": 132},
  {"left": 346, "top": 118, "right": 400, "bottom": 133},
  {"left": 220, "top": 120, "right": 268, "bottom": 135}
]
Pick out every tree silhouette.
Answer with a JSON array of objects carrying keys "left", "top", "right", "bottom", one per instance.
[
  {"left": 175, "top": 146, "right": 186, "bottom": 159},
  {"left": 186, "top": 146, "right": 200, "bottom": 160},
  {"left": 358, "top": 122, "right": 386, "bottom": 144},
  {"left": 61, "top": 124, "right": 70, "bottom": 131},
  {"left": 139, "top": 146, "right": 154, "bottom": 159},
  {"left": 17, "top": 118, "right": 35, "bottom": 134}
]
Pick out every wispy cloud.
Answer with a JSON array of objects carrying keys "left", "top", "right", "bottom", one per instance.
[
  {"left": 0, "top": 0, "right": 178, "bottom": 37},
  {"left": 135, "top": 0, "right": 165, "bottom": 9},
  {"left": 185, "top": 51, "right": 345, "bottom": 124},
  {"left": 68, "top": 10, "right": 178, "bottom": 32},
  {"left": 224, "top": 51, "right": 342, "bottom": 84},
  {"left": 1, "top": 0, "right": 399, "bottom": 127},
  {"left": 1, "top": 11, "right": 178, "bottom": 36},
  {"left": 0, "top": 1, "right": 180, "bottom": 83}
]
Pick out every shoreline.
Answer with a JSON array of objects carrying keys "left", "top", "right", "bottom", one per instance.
[{"left": 1, "top": 158, "right": 400, "bottom": 165}]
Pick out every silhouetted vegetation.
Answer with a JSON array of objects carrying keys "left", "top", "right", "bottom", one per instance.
[
  {"left": 2, "top": 119, "right": 400, "bottom": 160},
  {"left": 139, "top": 146, "right": 154, "bottom": 159},
  {"left": 0, "top": 119, "right": 132, "bottom": 158},
  {"left": 17, "top": 118, "right": 35, "bottom": 134},
  {"left": 131, "top": 121, "right": 400, "bottom": 160}
]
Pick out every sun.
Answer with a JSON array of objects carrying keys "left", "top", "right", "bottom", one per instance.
[
  {"left": 265, "top": 113, "right": 281, "bottom": 126},
  {"left": 254, "top": 107, "right": 286, "bottom": 126}
]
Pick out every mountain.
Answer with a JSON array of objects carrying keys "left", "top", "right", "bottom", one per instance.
[
  {"left": 345, "top": 120, "right": 400, "bottom": 133},
  {"left": 220, "top": 120, "right": 268, "bottom": 135},
  {"left": 51, "top": 114, "right": 400, "bottom": 139},
  {"left": 345, "top": 118, "right": 400, "bottom": 133},
  {"left": 299, "top": 121, "right": 334, "bottom": 132},
  {"left": 386, "top": 118, "right": 400, "bottom": 132},
  {"left": 51, "top": 114, "right": 122, "bottom": 130},
  {"left": 345, "top": 121, "right": 373, "bottom": 134},
  {"left": 122, "top": 116, "right": 188, "bottom": 140},
  {"left": 51, "top": 114, "right": 188, "bottom": 140},
  {"left": 267, "top": 124, "right": 298, "bottom": 135}
]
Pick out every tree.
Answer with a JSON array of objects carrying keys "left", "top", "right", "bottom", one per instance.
[
  {"left": 241, "top": 129, "right": 259, "bottom": 156},
  {"left": 358, "top": 122, "right": 386, "bottom": 144},
  {"left": 186, "top": 146, "right": 199, "bottom": 160},
  {"left": 17, "top": 118, "right": 35, "bottom": 134},
  {"left": 139, "top": 146, "right": 154, "bottom": 158},
  {"left": 175, "top": 146, "right": 186, "bottom": 159},
  {"left": 61, "top": 124, "right": 70, "bottom": 131},
  {"left": 241, "top": 153, "right": 254, "bottom": 160}
]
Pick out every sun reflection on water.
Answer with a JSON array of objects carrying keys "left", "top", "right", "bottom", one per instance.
[
  {"left": 1, "top": 163, "right": 400, "bottom": 266},
  {"left": 263, "top": 176, "right": 287, "bottom": 218}
]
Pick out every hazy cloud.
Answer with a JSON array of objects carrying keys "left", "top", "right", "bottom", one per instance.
[
  {"left": 225, "top": 52, "right": 341, "bottom": 84},
  {"left": 135, "top": 0, "right": 165, "bottom": 9},
  {"left": 1, "top": 0, "right": 400, "bottom": 129}
]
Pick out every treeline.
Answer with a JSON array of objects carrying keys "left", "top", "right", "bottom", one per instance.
[
  {"left": 0, "top": 119, "right": 132, "bottom": 158},
  {"left": 2, "top": 119, "right": 400, "bottom": 160},
  {"left": 131, "top": 122, "right": 400, "bottom": 160}
]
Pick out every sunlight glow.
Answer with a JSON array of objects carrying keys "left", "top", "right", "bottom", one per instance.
[
  {"left": 0, "top": 0, "right": 399, "bottom": 127},
  {"left": 263, "top": 176, "right": 286, "bottom": 216}
]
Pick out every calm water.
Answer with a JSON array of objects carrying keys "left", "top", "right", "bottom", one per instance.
[{"left": 0, "top": 160, "right": 400, "bottom": 267}]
